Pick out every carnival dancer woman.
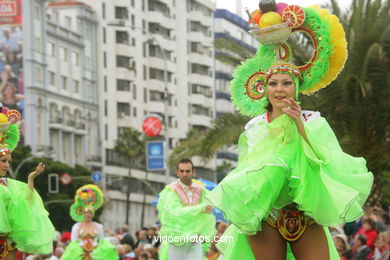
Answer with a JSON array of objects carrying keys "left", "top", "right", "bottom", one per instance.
[
  {"left": 62, "top": 184, "right": 118, "bottom": 260},
  {"left": 0, "top": 104, "right": 56, "bottom": 260},
  {"left": 207, "top": 1, "right": 373, "bottom": 259}
]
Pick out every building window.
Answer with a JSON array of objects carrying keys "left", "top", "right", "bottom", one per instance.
[
  {"left": 192, "top": 84, "right": 212, "bottom": 97},
  {"left": 149, "top": 45, "right": 171, "bottom": 60},
  {"left": 149, "top": 68, "right": 171, "bottom": 82},
  {"left": 103, "top": 52, "right": 107, "bottom": 68},
  {"left": 49, "top": 72, "right": 55, "bottom": 85},
  {"left": 103, "top": 27, "right": 106, "bottom": 44},
  {"left": 117, "top": 103, "right": 131, "bottom": 117},
  {"left": 59, "top": 46, "right": 67, "bottom": 61},
  {"left": 73, "top": 80, "right": 79, "bottom": 93},
  {"left": 104, "top": 100, "right": 108, "bottom": 116},
  {"left": 35, "top": 37, "right": 41, "bottom": 52},
  {"left": 144, "top": 88, "right": 147, "bottom": 103},
  {"left": 115, "top": 6, "right": 128, "bottom": 19},
  {"left": 149, "top": 23, "right": 170, "bottom": 38},
  {"left": 35, "top": 66, "right": 42, "bottom": 82},
  {"left": 116, "top": 55, "right": 131, "bottom": 67},
  {"left": 71, "top": 51, "right": 79, "bottom": 65},
  {"left": 105, "top": 124, "right": 108, "bottom": 140},
  {"left": 133, "top": 107, "right": 137, "bottom": 117},
  {"left": 191, "top": 104, "right": 211, "bottom": 116},
  {"left": 133, "top": 84, "right": 137, "bottom": 100},
  {"left": 116, "top": 31, "right": 129, "bottom": 44},
  {"left": 102, "top": 3, "right": 106, "bottom": 19},
  {"left": 34, "top": 4, "right": 40, "bottom": 20},
  {"left": 62, "top": 76, "right": 67, "bottom": 89},
  {"left": 150, "top": 90, "right": 164, "bottom": 101},
  {"left": 131, "top": 14, "right": 135, "bottom": 26},
  {"left": 117, "top": 79, "right": 131, "bottom": 91},
  {"left": 104, "top": 76, "right": 107, "bottom": 92},
  {"left": 47, "top": 42, "right": 55, "bottom": 56},
  {"left": 143, "top": 65, "right": 147, "bottom": 80},
  {"left": 191, "top": 63, "right": 210, "bottom": 76},
  {"left": 65, "top": 16, "right": 71, "bottom": 28},
  {"left": 118, "top": 127, "right": 131, "bottom": 136}
]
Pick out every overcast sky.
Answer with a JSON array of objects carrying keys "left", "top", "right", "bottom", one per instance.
[{"left": 215, "top": 0, "right": 353, "bottom": 18}]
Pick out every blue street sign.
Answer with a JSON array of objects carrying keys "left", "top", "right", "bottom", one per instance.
[
  {"left": 146, "top": 141, "right": 165, "bottom": 171},
  {"left": 91, "top": 171, "right": 103, "bottom": 183}
]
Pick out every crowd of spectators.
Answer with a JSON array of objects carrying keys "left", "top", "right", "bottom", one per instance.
[{"left": 13, "top": 206, "right": 390, "bottom": 259}]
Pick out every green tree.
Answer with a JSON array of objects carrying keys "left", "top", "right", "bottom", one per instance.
[
  {"left": 302, "top": 0, "right": 390, "bottom": 205},
  {"left": 113, "top": 128, "right": 147, "bottom": 224},
  {"left": 169, "top": 113, "right": 248, "bottom": 167}
]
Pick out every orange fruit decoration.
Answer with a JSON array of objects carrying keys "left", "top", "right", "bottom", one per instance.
[
  {"left": 248, "top": 9, "right": 262, "bottom": 25},
  {"left": 281, "top": 5, "right": 306, "bottom": 28}
]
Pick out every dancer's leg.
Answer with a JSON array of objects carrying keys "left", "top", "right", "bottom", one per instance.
[
  {"left": 5, "top": 250, "right": 16, "bottom": 260},
  {"left": 247, "top": 222, "right": 286, "bottom": 260},
  {"left": 290, "top": 224, "right": 329, "bottom": 260}
]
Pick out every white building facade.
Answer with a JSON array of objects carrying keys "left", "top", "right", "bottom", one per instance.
[
  {"left": 23, "top": 0, "right": 216, "bottom": 234},
  {"left": 213, "top": 9, "right": 257, "bottom": 181},
  {"left": 24, "top": 0, "right": 101, "bottom": 169},
  {"left": 98, "top": 0, "right": 216, "bottom": 232}
]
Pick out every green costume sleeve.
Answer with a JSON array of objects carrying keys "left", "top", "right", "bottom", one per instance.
[
  {"left": 237, "top": 133, "right": 249, "bottom": 165},
  {"left": 5, "top": 179, "right": 56, "bottom": 254},
  {"left": 291, "top": 116, "right": 374, "bottom": 225},
  {"left": 157, "top": 186, "right": 216, "bottom": 246}
]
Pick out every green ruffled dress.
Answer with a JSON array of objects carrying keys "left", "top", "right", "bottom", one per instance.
[
  {"left": 61, "top": 222, "right": 118, "bottom": 260},
  {"left": 207, "top": 112, "right": 373, "bottom": 259},
  {"left": 62, "top": 239, "right": 118, "bottom": 260},
  {"left": 157, "top": 184, "right": 216, "bottom": 259},
  {"left": 0, "top": 178, "right": 56, "bottom": 254}
]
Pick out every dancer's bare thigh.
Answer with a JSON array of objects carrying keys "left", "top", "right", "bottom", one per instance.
[
  {"left": 290, "top": 224, "right": 329, "bottom": 260},
  {"left": 5, "top": 250, "right": 16, "bottom": 260},
  {"left": 247, "top": 222, "right": 286, "bottom": 260}
]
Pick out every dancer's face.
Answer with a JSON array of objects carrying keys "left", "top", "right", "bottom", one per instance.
[
  {"left": 267, "top": 73, "right": 296, "bottom": 111},
  {"left": 0, "top": 154, "right": 11, "bottom": 176},
  {"left": 176, "top": 162, "right": 195, "bottom": 185},
  {"left": 83, "top": 210, "right": 93, "bottom": 222}
]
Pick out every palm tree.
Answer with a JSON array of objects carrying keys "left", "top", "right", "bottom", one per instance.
[
  {"left": 312, "top": 0, "right": 390, "bottom": 205},
  {"left": 168, "top": 113, "right": 249, "bottom": 167},
  {"left": 114, "top": 128, "right": 146, "bottom": 224}
]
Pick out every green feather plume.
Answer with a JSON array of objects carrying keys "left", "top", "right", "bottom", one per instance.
[{"left": 4, "top": 124, "right": 20, "bottom": 151}]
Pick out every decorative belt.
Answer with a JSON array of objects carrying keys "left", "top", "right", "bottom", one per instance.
[
  {"left": 266, "top": 207, "right": 315, "bottom": 242},
  {"left": 0, "top": 234, "right": 15, "bottom": 260}
]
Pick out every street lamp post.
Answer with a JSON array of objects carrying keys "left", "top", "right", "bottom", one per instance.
[
  {"left": 8, "top": 156, "right": 35, "bottom": 179},
  {"left": 107, "top": 20, "right": 170, "bottom": 183}
]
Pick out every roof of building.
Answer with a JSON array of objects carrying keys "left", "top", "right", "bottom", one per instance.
[
  {"left": 48, "top": 1, "right": 92, "bottom": 10},
  {"left": 214, "top": 9, "right": 250, "bottom": 31}
]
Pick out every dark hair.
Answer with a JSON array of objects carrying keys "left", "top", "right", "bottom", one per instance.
[
  {"left": 376, "top": 210, "right": 390, "bottom": 225},
  {"left": 362, "top": 217, "right": 376, "bottom": 230},
  {"left": 357, "top": 234, "right": 367, "bottom": 245},
  {"left": 265, "top": 102, "right": 272, "bottom": 112},
  {"left": 177, "top": 158, "right": 194, "bottom": 170}
]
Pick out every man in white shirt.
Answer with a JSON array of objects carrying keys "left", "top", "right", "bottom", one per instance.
[{"left": 157, "top": 158, "right": 216, "bottom": 260}]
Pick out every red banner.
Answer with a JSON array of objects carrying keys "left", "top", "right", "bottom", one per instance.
[{"left": 0, "top": 0, "right": 22, "bottom": 26}]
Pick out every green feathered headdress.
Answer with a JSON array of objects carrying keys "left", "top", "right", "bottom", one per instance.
[
  {"left": 70, "top": 184, "right": 104, "bottom": 222},
  {"left": 232, "top": 4, "right": 347, "bottom": 117},
  {"left": 0, "top": 105, "right": 22, "bottom": 155}
]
